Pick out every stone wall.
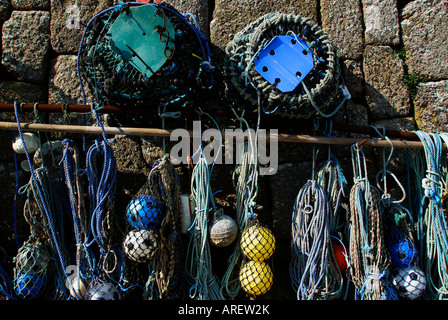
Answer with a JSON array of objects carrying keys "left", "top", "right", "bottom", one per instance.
[{"left": 0, "top": 0, "right": 447, "bottom": 300}]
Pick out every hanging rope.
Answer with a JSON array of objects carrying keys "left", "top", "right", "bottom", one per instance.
[
  {"left": 184, "top": 112, "right": 223, "bottom": 300},
  {"left": 348, "top": 143, "right": 396, "bottom": 300},
  {"left": 290, "top": 178, "right": 331, "bottom": 300},
  {"left": 413, "top": 131, "right": 448, "bottom": 299},
  {"left": 13, "top": 101, "right": 73, "bottom": 299}
]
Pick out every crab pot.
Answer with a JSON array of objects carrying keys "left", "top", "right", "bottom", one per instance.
[{"left": 222, "top": 13, "right": 344, "bottom": 119}]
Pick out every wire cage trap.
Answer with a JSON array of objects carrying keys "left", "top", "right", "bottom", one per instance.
[
  {"left": 77, "top": 2, "right": 214, "bottom": 111},
  {"left": 222, "top": 13, "right": 347, "bottom": 119}
]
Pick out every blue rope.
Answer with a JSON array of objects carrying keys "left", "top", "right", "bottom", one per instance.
[{"left": 13, "top": 101, "right": 71, "bottom": 297}]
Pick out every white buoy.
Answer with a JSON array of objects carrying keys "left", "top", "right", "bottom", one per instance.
[
  {"left": 12, "top": 133, "right": 39, "bottom": 154},
  {"left": 20, "top": 160, "right": 31, "bottom": 172},
  {"left": 180, "top": 193, "right": 195, "bottom": 234},
  {"left": 209, "top": 209, "right": 238, "bottom": 247}
]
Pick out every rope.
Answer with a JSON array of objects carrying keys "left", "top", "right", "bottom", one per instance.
[
  {"left": 413, "top": 131, "right": 448, "bottom": 299},
  {"left": 184, "top": 155, "right": 223, "bottom": 300},
  {"left": 290, "top": 179, "right": 331, "bottom": 300},
  {"left": 348, "top": 143, "right": 395, "bottom": 300},
  {"left": 13, "top": 101, "right": 73, "bottom": 299},
  {"left": 184, "top": 112, "right": 224, "bottom": 300}
]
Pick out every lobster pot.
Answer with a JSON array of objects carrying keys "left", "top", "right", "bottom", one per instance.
[
  {"left": 78, "top": 3, "right": 212, "bottom": 109},
  {"left": 222, "top": 13, "right": 343, "bottom": 119}
]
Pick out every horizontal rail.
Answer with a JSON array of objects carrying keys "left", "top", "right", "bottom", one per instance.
[{"left": 0, "top": 121, "right": 427, "bottom": 149}]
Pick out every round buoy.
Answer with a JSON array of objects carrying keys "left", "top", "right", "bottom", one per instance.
[
  {"left": 123, "top": 229, "right": 158, "bottom": 263},
  {"left": 15, "top": 242, "right": 50, "bottom": 274},
  {"left": 14, "top": 273, "right": 46, "bottom": 299},
  {"left": 392, "top": 265, "right": 426, "bottom": 300},
  {"left": 12, "top": 133, "right": 39, "bottom": 154},
  {"left": 388, "top": 235, "right": 417, "bottom": 269},
  {"left": 126, "top": 195, "right": 164, "bottom": 230},
  {"left": 209, "top": 212, "right": 238, "bottom": 247},
  {"left": 87, "top": 281, "right": 120, "bottom": 300},
  {"left": 332, "top": 241, "right": 349, "bottom": 277},
  {"left": 240, "top": 225, "right": 275, "bottom": 262},
  {"left": 239, "top": 260, "right": 273, "bottom": 296},
  {"left": 69, "top": 276, "right": 89, "bottom": 299}
]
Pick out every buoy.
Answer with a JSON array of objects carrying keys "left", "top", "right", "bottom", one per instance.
[
  {"left": 332, "top": 241, "right": 349, "bottom": 277},
  {"left": 388, "top": 234, "right": 417, "bottom": 269},
  {"left": 180, "top": 193, "right": 194, "bottom": 235},
  {"left": 12, "top": 133, "right": 39, "bottom": 154},
  {"left": 392, "top": 265, "right": 426, "bottom": 300},
  {"left": 123, "top": 229, "right": 158, "bottom": 263},
  {"left": 239, "top": 260, "right": 273, "bottom": 296},
  {"left": 87, "top": 281, "right": 120, "bottom": 300},
  {"left": 126, "top": 195, "right": 164, "bottom": 230},
  {"left": 209, "top": 210, "right": 238, "bottom": 247},
  {"left": 69, "top": 275, "right": 89, "bottom": 299},
  {"left": 240, "top": 224, "right": 275, "bottom": 262},
  {"left": 15, "top": 242, "right": 50, "bottom": 274},
  {"left": 14, "top": 273, "right": 46, "bottom": 299}
]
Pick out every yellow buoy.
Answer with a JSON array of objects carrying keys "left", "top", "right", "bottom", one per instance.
[
  {"left": 239, "top": 260, "right": 273, "bottom": 296},
  {"left": 240, "top": 225, "right": 275, "bottom": 262}
]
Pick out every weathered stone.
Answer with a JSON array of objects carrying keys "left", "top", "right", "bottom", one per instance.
[
  {"left": 11, "top": 0, "right": 50, "bottom": 10},
  {"left": 50, "top": 0, "right": 114, "bottom": 53},
  {"left": 362, "top": 0, "right": 400, "bottom": 46},
  {"left": 345, "top": 101, "right": 369, "bottom": 138},
  {"left": 321, "top": 0, "right": 364, "bottom": 60},
  {"left": 171, "top": 0, "right": 209, "bottom": 38},
  {"left": 2, "top": 10, "right": 50, "bottom": 83},
  {"left": 414, "top": 80, "right": 448, "bottom": 133},
  {"left": 210, "top": 0, "right": 318, "bottom": 53},
  {"left": 363, "top": 45, "right": 410, "bottom": 120},
  {"left": 342, "top": 59, "right": 364, "bottom": 99},
  {"left": 270, "top": 161, "right": 312, "bottom": 240},
  {"left": 0, "top": 81, "right": 47, "bottom": 103},
  {"left": 0, "top": 0, "right": 11, "bottom": 21},
  {"left": 48, "top": 55, "right": 90, "bottom": 104},
  {"left": 401, "top": 0, "right": 448, "bottom": 80}
]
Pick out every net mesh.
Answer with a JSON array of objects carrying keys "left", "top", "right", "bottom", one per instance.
[
  {"left": 238, "top": 217, "right": 276, "bottom": 297},
  {"left": 13, "top": 238, "right": 49, "bottom": 299}
]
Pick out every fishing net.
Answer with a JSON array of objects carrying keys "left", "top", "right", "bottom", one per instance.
[
  {"left": 123, "top": 157, "right": 183, "bottom": 299},
  {"left": 78, "top": 2, "right": 213, "bottom": 110},
  {"left": 13, "top": 238, "right": 50, "bottom": 299},
  {"left": 222, "top": 13, "right": 346, "bottom": 119},
  {"left": 238, "top": 217, "right": 275, "bottom": 297}
]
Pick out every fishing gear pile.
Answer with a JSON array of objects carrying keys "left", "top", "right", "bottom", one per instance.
[
  {"left": 77, "top": 2, "right": 214, "bottom": 110},
  {"left": 222, "top": 13, "right": 349, "bottom": 119},
  {"left": 123, "top": 156, "right": 183, "bottom": 300},
  {"left": 4, "top": 3, "right": 448, "bottom": 303}
]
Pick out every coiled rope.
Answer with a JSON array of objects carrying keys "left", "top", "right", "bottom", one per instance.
[
  {"left": 413, "top": 131, "right": 448, "bottom": 299},
  {"left": 184, "top": 112, "right": 223, "bottom": 300},
  {"left": 348, "top": 143, "right": 395, "bottom": 300}
]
